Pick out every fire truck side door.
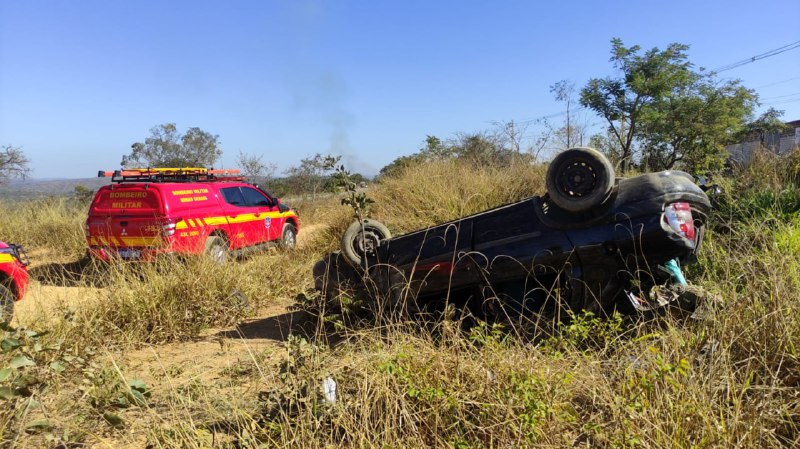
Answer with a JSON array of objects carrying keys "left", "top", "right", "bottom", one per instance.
[
  {"left": 219, "top": 186, "right": 255, "bottom": 249},
  {"left": 240, "top": 186, "right": 278, "bottom": 244}
]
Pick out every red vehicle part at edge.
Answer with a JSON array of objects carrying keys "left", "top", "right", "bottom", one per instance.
[{"left": 0, "top": 241, "right": 29, "bottom": 301}]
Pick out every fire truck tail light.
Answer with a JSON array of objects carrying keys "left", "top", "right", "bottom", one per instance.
[
  {"left": 162, "top": 218, "right": 180, "bottom": 237},
  {"left": 664, "top": 202, "right": 695, "bottom": 241}
]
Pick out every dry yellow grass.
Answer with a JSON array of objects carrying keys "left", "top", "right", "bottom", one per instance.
[{"left": 1, "top": 153, "right": 799, "bottom": 447}]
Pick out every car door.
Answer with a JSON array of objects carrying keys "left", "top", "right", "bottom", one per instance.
[
  {"left": 219, "top": 186, "right": 254, "bottom": 249},
  {"left": 240, "top": 186, "right": 279, "bottom": 244}
]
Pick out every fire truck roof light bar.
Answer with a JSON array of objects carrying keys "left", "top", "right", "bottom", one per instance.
[{"left": 98, "top": 167, "right": 244, "bottom": 183}]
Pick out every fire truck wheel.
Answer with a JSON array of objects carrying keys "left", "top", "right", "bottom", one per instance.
[
  {"left": 280, "top": 223, "right": 298, "bottom": 249},
  {"left": 0, "top": 284, "right": 15, "bottom": 323},
  {"left": 205, "top": 236, "right": 229, "bottom": 264}
]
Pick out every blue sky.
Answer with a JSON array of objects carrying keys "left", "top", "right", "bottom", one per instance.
[{"left": 1, "top": 0, "right": 798, "bottom": 179}]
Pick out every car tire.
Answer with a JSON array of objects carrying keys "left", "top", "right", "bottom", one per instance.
[
  {"left": 205, "top": 236, "right": 229, "bottom": 264},
  {"left": 0, "top": 284, "right": 15, "bottom": 323},
  {"left": 280, "top": 223, "right": 298, "bottom": 249},
  {"left": 546, "top": 147, "right": 615, "bottom": 212},
  {"left": 341, "top": 219, "right": 391, "bottom": 268}
]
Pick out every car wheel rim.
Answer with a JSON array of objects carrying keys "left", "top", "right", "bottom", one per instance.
[
  {"left": 285, "top": 231, "right": 296, "bottom": 248},
  {"left": 559, "top": 160, "right": 597, "bottom": 197},
  {"left": 356, "top": 229, "right": 381, "bottom": 256}
]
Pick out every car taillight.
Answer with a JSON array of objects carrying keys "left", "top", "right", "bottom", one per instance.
[
  {"left": 162, "top": 218, "right": 179, "bottom": 237},
  {"left": 664, "top": 202, "right": 695, "bottom": 241}
]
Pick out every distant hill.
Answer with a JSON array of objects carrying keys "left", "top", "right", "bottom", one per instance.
[{"left": 0, "top": 177, "right": 111, "bottom": 199}]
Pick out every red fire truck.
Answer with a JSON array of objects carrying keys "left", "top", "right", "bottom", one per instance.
[{"left": 86, "top": 168, "right": 299, "bottom": 262}]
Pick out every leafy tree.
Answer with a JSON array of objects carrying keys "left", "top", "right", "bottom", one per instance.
[
  {"left": 379, "top": 131, "right": 535, "bottom": 179},
  {"left": 379, "top": 135, "right": 448, "bottom": 178},
  {"left": 639, "top": 79, "right": 756, "bottom": 171},
  {"left": 450, "top": 132, "right": 504, "bottom": 163},
  {"left": 284, "top": 153, "right": 340, "bottom": 199},
  {"left": 450, "top": 131, "right": 532, "bottom": 166},
  {"left": 422, "top": 135, "right": 452, "bottom": 159},
  {"left": 123, "top": 123, "right": 222, "bottom": 168},
  {"left": 379, "top": 154, "right": 426, "bottom": 179},
  {"left": 581, "top": 38, "right": 756, "bottom": 172},
  {"left": 0, "top": 145, "right": 30, "bottom": 183},
  {"left": 580, "top": 39, "right": 696, "bottom": 170},
  {"left": 739, "top": 107, "right": 787, "bottom": 145}
]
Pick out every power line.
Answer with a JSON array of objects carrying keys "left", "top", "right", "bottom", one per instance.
[
  {"left": 759, "top": 91, "right": 800, "bottom": 101},
  {"left": 755, "top": 76, "right": 800, "bottom": 89},
  {"left": 765, "top": 98, "right": 800, "bottom": 106},
  {"left": 712, "top": 40, "right": 800, "bottom": 73},
  {"left": 498, "top": 43, "right": 800, "bottom": 130},
  {"left": 499, "top": 106, "right": 592, "bottom": 127}
]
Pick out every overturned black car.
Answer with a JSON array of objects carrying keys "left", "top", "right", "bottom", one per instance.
[{"left": 314, "top": 148, "right": 711, "bottom": 320}]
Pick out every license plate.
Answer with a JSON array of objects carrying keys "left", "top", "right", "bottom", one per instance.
[{"left": 118, "top": 248, "right": 141, "bottom": 260}]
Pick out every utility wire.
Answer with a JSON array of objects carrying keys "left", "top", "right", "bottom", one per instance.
[
  {"left": 501, "top": 106, "right": 591, "bottom": 126},
  {"left": 759, "top": 91, "right": 800, "bottom": 101},
  {"left": 765, "top": 98, "right": 800, "bottom": 106},
  {"left": 712, "top": 40, "right": 800, "bottom": 73},
  {"left": 500, "top": 43, "right": 800, "bottom": 130},
  {"left": 755, "top": 76, "right": 800, "bottom": 89}
]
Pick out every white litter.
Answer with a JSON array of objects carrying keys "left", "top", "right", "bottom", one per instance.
[{"left": 322, "top": 376, "right": 337, "bottom": 404}]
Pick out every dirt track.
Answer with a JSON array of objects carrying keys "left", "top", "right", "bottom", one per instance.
[{"left": 11, "top": 224, "right": 328, "bottom": 446}]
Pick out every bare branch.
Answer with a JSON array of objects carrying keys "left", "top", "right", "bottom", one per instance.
[{"left": 0, "top": 145, "right": 31, "bottom": 183}]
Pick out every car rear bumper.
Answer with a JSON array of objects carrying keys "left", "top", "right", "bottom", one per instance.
[
  {"left": 89, "top": 246, "right": 157, "bottom": 262},
  {"left": 87, "top": 242, "right": 195, "bottom": 262},
  {"left": 86, "top": 232, "right": 209, "bottom": 262}
]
